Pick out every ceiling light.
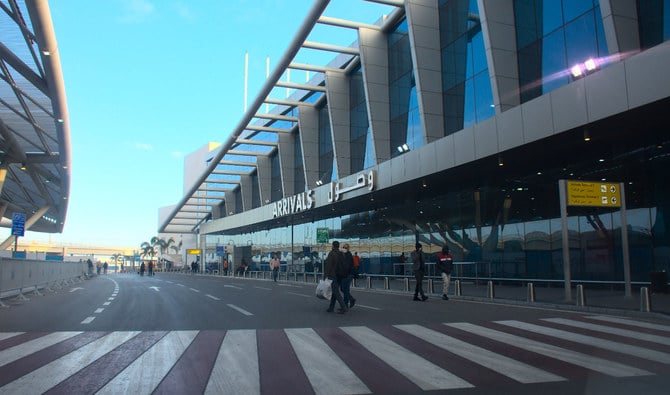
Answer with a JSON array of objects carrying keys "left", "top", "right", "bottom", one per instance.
[
  {"left": 583, "top": 129, "right": 591, "bottom": 142},
  {"left": 19, "top": 163, "right": 26, "bottom": 170},
  {"left": 570, "top": 65, "right": 583, "bottom": 78},
  {"left": 498, "top": 156, "right": 504, "bottom": 167},
  {"left": 584, "top": 58, "right": 597, "bottom": 71}
]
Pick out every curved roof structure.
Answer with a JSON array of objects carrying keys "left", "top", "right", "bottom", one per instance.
[
  {"left": 159, "top": 0, "right": 403, "bottom": 234},
  {"left": 0, "top": 0, "right": 71, "bottom": 234}
]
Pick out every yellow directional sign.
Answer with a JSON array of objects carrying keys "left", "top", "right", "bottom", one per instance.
[
  {"left": 186, "top": 249, "right": 201, "bottom": 255},
  {"left": 567, "top": 181, "right": 621, "bottom": 207}
]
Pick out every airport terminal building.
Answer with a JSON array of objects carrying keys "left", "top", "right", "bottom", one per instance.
[{"left": 160, "top": 0, "right": 670, "bottom": 284}]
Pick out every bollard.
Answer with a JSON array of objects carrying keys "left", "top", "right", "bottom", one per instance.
[
  {"left": 640, "top": 287, "right": 652, "bottom": 312},
  {"left": 527, "top": 283, "right": 536, "bottom": 303},
  {"left": 404, "top": 277, "right": 410, "bottom": 292},
  {"left": 366, "top": 276, "right": 372, "bottom": 289},
  {"left": 576, "top": 284, "right": 586, "bottom": 306},
  {"left": 455, "top": 279, "right": 462, "bottom": 296},
  {"left": 487, "top": 280, "right": 495, "bottom": 299},
  {"left": 384, "top": 277, "right": 390, "bottom": 290},
  {"left": 428, "top": 278, "right": 434, "bottom": 294}
]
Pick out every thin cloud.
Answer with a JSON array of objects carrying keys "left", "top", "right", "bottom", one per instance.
[
  {"left": 133, "top": 142, "right": 154, "bottom": 151},
  {"left": 118, "top": 0, "right": 155, "bottom": 24},
  {"left": 171, "top": 151, "right": 184, "bottom": 158},
  {"left": 172, "top": 2, "right": 196, "bottom": 22}
]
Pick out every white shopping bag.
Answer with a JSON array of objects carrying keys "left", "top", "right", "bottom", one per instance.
[{"left": 316, "top": 278, "right": 332, "bottom": 300}]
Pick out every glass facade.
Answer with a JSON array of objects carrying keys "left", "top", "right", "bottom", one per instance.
[
  {"left": 318, "top": 105, "right": 333, "bottom": 182},
  {"left": 213, "top": 132, "right": 670, "bottom": 282},
  {"left": 388, "top": 19, "right": 422, "bottom": 157},
  {"left": 515, "top": 0, "right": 608, "bottom": 103},
  {"left": 194, "top": 3, "right": 670, "bottom": 289},
  {"left": 439, "top": 0, "right": 494, "bottom": 135},
  {"left": 349, "top": 66, "right": 371, "bottom": 172},
  {"left": 638, "top": 0, "right": 670, "bottom": 49}
]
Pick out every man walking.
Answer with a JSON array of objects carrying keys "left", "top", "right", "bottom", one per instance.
[
  {"left": 341, "top": 243, "right": 357, "bottom": 308},
  {"left": 271, "top": 255, "right": 280, "bottom": 282},
  {"left": 411, "top": 243, "right": 428, "bottom": 301},
  {"left": 325, "top": 241, "right": 348, "bottom": 314},
  {"left": 437, "top": 245, "right": 453, "bottom": 300}
]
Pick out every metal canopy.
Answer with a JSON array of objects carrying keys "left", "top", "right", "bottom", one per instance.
[
  {"left": 0, "top": 0, "right": 71, "bottom": 234},
  {"left": 159, "top": 0, "right": 402, "bottom": 234}
]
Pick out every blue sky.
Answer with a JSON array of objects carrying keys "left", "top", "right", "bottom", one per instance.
[{"left": 15, "top": 0, "right": 395, "bottom": 249}]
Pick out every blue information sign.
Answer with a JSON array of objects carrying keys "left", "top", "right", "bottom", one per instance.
[
  {"left": 216, "top": 246, "right": 224, "bottom": 256},
  {"left": 11, "top": 212, "right": 26, "bottom": 237}
]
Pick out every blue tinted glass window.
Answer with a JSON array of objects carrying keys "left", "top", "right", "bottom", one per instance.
[
  {"left": 474, "top": 71, "right": 495, "bottom": 121},
  {"left": 515, "top": 0, "right": 602, "bottom": 103},
  {"left": 471, "top": 32, "right": 487, "bottom": 75},
  {"left": 440, "top": 0, "right": 492, "bottom": 135},
  {"left": 516, "top": 0, "right": 539, "bottom": 48},
  {"left": 540, "top": 0, "right": 564, "bottom": 35},
  {"left": 389, "top": 18, "right": 421, "bottom": 156},
  {"left": 463, "top": 78, "right": 476, "bottom": 128},
  {"left": 638, "top": 0, "right": 670, "bottom": 48},
  {"left": 562, "top": 0, "right": 593, "bottom": 24},
  {"left": 565, "top": 10, "right": 598, "bottom": 67},
  {"left": 318, "top": 106, "right": 333, "bottom": 182},
  {"left": 541, "top": 29, "right": 568, "bottom": 94},
  {"left": 350, "top": 68, "right": 369, "bottom": 172}
]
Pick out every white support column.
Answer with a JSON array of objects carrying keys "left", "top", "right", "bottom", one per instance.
[
  {"left": 599, "top": 0, "right": 640, "bottom": 55},
  {"left": 325, "top": 69, "right": 351, "bottom": 178},
  {"left": 358, "top": 27, "right": 391, "bottom": 163},
  {"left": 406, "top": 0, "right": 444, "bottom": 143}
]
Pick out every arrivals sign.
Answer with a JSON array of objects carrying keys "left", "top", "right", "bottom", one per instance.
[{"left": 566, "top": 181, "right": 621, "bottom": 207}]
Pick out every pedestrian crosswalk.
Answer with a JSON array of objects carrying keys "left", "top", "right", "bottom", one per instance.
[{"left": 0, "top": 315, "right": 668, "bottom": 394}]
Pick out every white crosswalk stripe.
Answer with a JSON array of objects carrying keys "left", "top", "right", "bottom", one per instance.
[
  {"left": 0, "top": 331, "right": 81, "bottom": 368},
  {"left": 497, "top": 320, "right": 670, "bottom": 364},
  {"left": 205, "top": 329, "right": 260, "bottom": 395},
  {"left": 542, "top": 317, "right": 670, "bottom": 345},
  {"left": 341, "top": 326, "right": 474, "bottom": 390},
  {"left": 97, "top": 331, "right": 197, "bottom": 395},
  {"left": 0, "top": 316, "right": 667, "bottom": 394},
  {"left": 0, "top": 331, "right": 139, "bottom": 395},
  {"left": 447, "top": 322, "right": 652, "bottom": 377},
  {"left": 395, "top": 324, "right": 565, "bottom": 384},
  {"left": 286, "top": 328, "right": 370, "bottom": 395}
]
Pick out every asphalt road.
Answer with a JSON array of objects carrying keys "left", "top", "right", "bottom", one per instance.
[{"left": 1, "top": 273, "right": 670, "bottom": 395}]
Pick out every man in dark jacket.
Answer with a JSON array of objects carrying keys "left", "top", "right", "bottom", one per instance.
[
  {"left": 340, "top": 243, "right": 357, "bottom": 308},
  {"left": 436, "top": 245, "right": 453, "bottom": 300},
  {"left": 325, "top": 241, "right": 348, "bottom": 314},
  {"left": 411, "top": 242, "right": 428, "bottom": 301}
]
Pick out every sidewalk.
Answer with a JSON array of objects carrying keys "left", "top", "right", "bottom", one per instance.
[
  {"left": 451, "top": 281, "right": 670, "bottom": 316},
  {"left": 352, "top": 276, "right": 670, "bottom": 320}
]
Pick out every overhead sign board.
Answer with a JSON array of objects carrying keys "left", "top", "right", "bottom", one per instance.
[
  {"left": 11, "top": 212, "right": 26, "bottom": 237},
  {"left": 187, "top": 249, "right": 202, "bottom": 255},
  {"left": 567, "top": 181, "right": 621, "bottom": 207}
]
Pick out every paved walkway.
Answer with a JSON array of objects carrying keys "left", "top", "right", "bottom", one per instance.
[{"left": 438, "top": 280, "right": 670, "bottom": 319}]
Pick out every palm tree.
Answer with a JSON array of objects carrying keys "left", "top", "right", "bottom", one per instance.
[
  {"left": 110, "top": 253, "right": 123, "bottom": 272},
  {"left": 140, "top": 236, "right": 160, "bottom": 273}
]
